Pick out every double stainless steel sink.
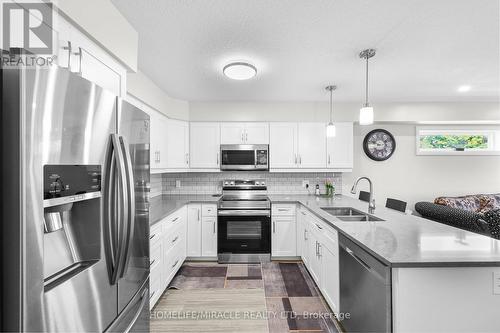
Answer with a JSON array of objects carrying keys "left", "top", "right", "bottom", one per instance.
[{"left": 321, "top": 207, "right": 385, "bottom": 222}]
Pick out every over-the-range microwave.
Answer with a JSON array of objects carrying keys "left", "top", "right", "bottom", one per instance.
[{"left": 220, "top": 144, "right": 269, "bottom": 171}]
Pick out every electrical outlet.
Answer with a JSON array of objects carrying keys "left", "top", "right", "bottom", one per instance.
[
  {"left": 302, "top": 180, "right": 309, "bottom": 188},
  {"left": 175, "top": 180, "right": 181, "bottom": 188},
  {"left": 493, "top": 272, "right": 500, "bottom": 295}
]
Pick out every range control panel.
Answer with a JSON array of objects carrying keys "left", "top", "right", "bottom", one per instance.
[{"left": 43, "top": 165, "right": 101, "bottom": 199}]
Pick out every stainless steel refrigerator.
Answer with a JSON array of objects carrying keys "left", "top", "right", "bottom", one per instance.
[{"left": 1, "top": 62, "right": 150, "bottom": 332}]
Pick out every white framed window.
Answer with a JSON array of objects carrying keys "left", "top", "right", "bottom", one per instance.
[{"left": 416, "top": 126, "right": 500, "bottom": 155}]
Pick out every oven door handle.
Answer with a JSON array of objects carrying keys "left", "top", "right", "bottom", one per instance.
[{"left": 218, "top": 210, "right": 271, "bottom": 217}]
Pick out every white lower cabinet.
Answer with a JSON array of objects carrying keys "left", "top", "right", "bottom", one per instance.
[
  {"left": 149, "top": 206, "right": 187, "bottom": 310},
  {"left": 272, "top": 216, "right": 297, "bottom": 257},
  {"left": 319, "top": 229, "right": 340, "bottom": 313},
  {"left": 201, "top": 204, "right": 218, "bottom": 257},
  {"left": 298, "top": 206, "right": 340, "bottom": 314},
  {"left": 271, "top": 204, "right": 297, "bottom": 257},
  {"left": 187, "top": 204, "right": 218, "bottom": 258},
  {"left": 201, "top": 217, "right": 217, "bottom": 257},
  {"left": 187, "top": 204, "right": 202, "bottom": 257},
  {"left": 307, "top": 224, "right": 322, "bottom": 283}
]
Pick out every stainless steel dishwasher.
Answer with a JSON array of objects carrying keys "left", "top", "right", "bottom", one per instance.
[{"left": 339, "top": 234, "right": 392, "bottom": 332}]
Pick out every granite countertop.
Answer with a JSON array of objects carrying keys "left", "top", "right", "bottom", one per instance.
[
  {"left": 148, "top": 194, "right": 500, "bottom": 267},
  {"left": 149, "top": 194, "right": 221, "bottom": 226},
  {"left": 270, "top": 194, "right": 500, "bottom": 267}
]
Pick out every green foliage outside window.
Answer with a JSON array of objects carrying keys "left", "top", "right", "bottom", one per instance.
[{"left": 419, "top": 135, "right": 489, "bottom": 150}]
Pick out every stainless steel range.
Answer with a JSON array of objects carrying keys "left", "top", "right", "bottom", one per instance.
[{"left": 217, "top": 179, "right": 271, "bottom": 263}]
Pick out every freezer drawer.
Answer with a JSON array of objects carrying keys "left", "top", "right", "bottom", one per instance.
[{"left": 106, "top": 278, "right": 150, "bottom": 333}]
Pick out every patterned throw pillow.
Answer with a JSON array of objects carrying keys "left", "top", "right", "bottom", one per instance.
[
  {"left": 478, "top": 194, "right": 500, "bottom": 214},
  {"left": 434, "top": 196, "right": 482, "bottom": 212},
  {"left": 483, "top": 209, "right": 500, "bottom": 240}
]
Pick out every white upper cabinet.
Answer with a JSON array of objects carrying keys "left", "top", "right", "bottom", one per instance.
[
  {"left": 270, "top": 123, "right": 298, "bottom": 168},
  {"left": 327, "top": 122, "right": 353, "bottom": 169},
  {"left": 270, "top": 122, "right": 333, "bottom": 169},
  {"left": 244, "top": 123, "right": 269, "bottom": 144},
  {"left": 190, "top": 123, "right": 221, "bottom": 169},
  {"left": 52, "top": 13, "right": 125, "bottom": 96},
  {"left": 165, "top": 119, "right": 190, "bottom": 169},
  {"left": 125, "top": 95, "right": 168, "bottom": 171},
  {"left": 297, "top": 123, "right": 327, "bottom": 168},
  {"left": 220, "top": 123, "right": 245, "bottom": 144},
  {"left": 221, "top": 123, "right": 269, "bottom": 144}
]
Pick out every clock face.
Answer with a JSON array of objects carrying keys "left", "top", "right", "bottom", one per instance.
[{"left": 363, "top": 129, "right": 396, "bottom": 161}]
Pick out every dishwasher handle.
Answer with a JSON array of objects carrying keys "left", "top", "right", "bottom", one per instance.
[
  {"left": 346, "top": 246, "right": 371, "bottom": 271},
  {"left": 339, "top": 235, "right": 391, "bottom": 285}
]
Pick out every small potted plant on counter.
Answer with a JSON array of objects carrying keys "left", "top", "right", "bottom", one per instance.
[{"left": 325, "top": 179, "right": 335, "bottom": 197}]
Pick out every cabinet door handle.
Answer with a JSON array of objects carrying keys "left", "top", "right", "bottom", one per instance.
[
  {"left": 241, "top": 132, "right": 244, "bottom": 142},
  {"left": 216, "top": 153, "right": 219, "bottom": 166},
  {"left": 273, "top": 221, "right": 276, "bottom": 233},
  {"left": 171, "top": 259, "right": 179, "bottom": 268},
  {"left": 185, "top": 153, "right": 189, "bottom": 165},
  {"left": 149, "top": 291, "right": 156, "bottom": 300},
  {"left": 278, "top": 208, "right": 288, "bottom": 212},
  {"left": 172, "top": 217, "right": 179, "bottom": 223},
  {"left": 172, "top": 236, "right": 179, "bottom": 243},
  {"left": 158, "top": 151, "right": 161, "bottom": 163},
  {"left": 304, "top": 230, "right": 308, "bottom": 240},
  {"left": 301, "top": 211, "right": 307, "bottom": 216},
  {"left": 318, "top": 243, "right": 322, "bottom": 257},
  {"left": 149, "top": 234, "right": 156, "bottom": 240},
  {"left": 213, "top": 221, "right": 216, "bottom": 234},
  {"left": 294, "top": 154, "right": 297, "bottom": 165},
  {"left": 198, "top": 210, "right": 200, "bottom": 221},
  {"left": 74, "top": 47, "right": 83, "bottom": 75},
  {"left": 315, "top": 241, "right": 318, "bottom": 256},
  {"left": 315, "top": 223, "right": 323, "bottom": 230},
  {"left": 328, "top": 154, "right": 331, "bottom": 165},
  {"left": 245, "top": 131, "right": 248, "bottom": 142},
  {"left": 62, "top": 41, "right": 72, "bottom": 69},
  {"left": 299, "top": 155, "right": 302, "bottom": 164},
  {"left": 149, "top": 259, "right": 155, "bottom": 267}
]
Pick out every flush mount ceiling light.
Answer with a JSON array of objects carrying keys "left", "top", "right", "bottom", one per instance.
[
  {"left": 223, "top": 62, "right": 257, "bottom": 80},
  {"left": 325, "top": 85, "right": 337, "bottom": 137},
  {"left": 457, "top": 85, "right": 471, "bottom": 92},
  {"left": 359, "top": 49, "right": 376, "bottom": 125}
]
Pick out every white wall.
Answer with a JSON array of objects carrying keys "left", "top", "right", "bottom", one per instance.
[
  {"left": 189, "top": 101, "right": 500, "bottom": 123},
  {"left": 342, "top": 124, "right": 500, "bottom": 210},
  {"left": 127, "top": 71, "right": 190, "bottom": 120}
]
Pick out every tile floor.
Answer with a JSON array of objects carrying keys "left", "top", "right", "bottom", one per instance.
[{"left": 150, "top": 262, "right": 342, "bottom": 333}]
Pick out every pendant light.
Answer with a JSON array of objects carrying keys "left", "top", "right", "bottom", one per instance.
[
  {"left": 325, "top": 85, "right": 337, "bottom": 137},
  {"left": 359, "top": 49, "right": 376, "bottom": 125}
]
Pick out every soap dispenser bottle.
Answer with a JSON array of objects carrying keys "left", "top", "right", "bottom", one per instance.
[{"left": 315, "top": 184, "right": 320, "bottom": 196}]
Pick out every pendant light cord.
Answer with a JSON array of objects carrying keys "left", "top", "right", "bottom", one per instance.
[
  {"left": 365, "top": 55, "right": 369, "bottom": 106},
  {"left": 329, "top": 89, "right": 333, "bottom": 123}
]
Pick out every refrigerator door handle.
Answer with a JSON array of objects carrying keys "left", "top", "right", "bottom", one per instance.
[
  {"left": 118, "top": 135, "right": 136, "bottom": 278},
  {"left": 103, "top": 137, "right": 118, "bottom": 283},
  {"left": 110, "top": 134, "right": 130, "bottom": 284}
]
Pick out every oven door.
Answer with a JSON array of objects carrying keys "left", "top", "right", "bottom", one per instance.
[{"left": 218, "top": 211, "right": 271, "bottom": 255}]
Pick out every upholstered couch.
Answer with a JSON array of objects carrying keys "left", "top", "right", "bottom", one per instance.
[{"left": 415, "top": 194, "right": 500, "bottom": 239}]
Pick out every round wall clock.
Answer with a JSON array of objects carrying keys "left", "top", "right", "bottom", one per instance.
[{"left": 363, "top": 129, "right": 396, "bottom": 161}]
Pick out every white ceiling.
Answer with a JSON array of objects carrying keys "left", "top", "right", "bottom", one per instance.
[{"left": 111, "top": 0, "right": 500, "bottom": 103}]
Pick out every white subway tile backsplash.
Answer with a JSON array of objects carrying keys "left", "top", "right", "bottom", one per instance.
[
  {"left": 150, "top": 174, "right": 163, "bottom": 198},
  {"left": 159, "top": 171, "right": 342, "bottom": 196}
]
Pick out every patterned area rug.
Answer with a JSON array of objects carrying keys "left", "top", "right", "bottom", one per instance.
[{"left": 151, "top": 261, "right": 340, "bottom": 333}]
